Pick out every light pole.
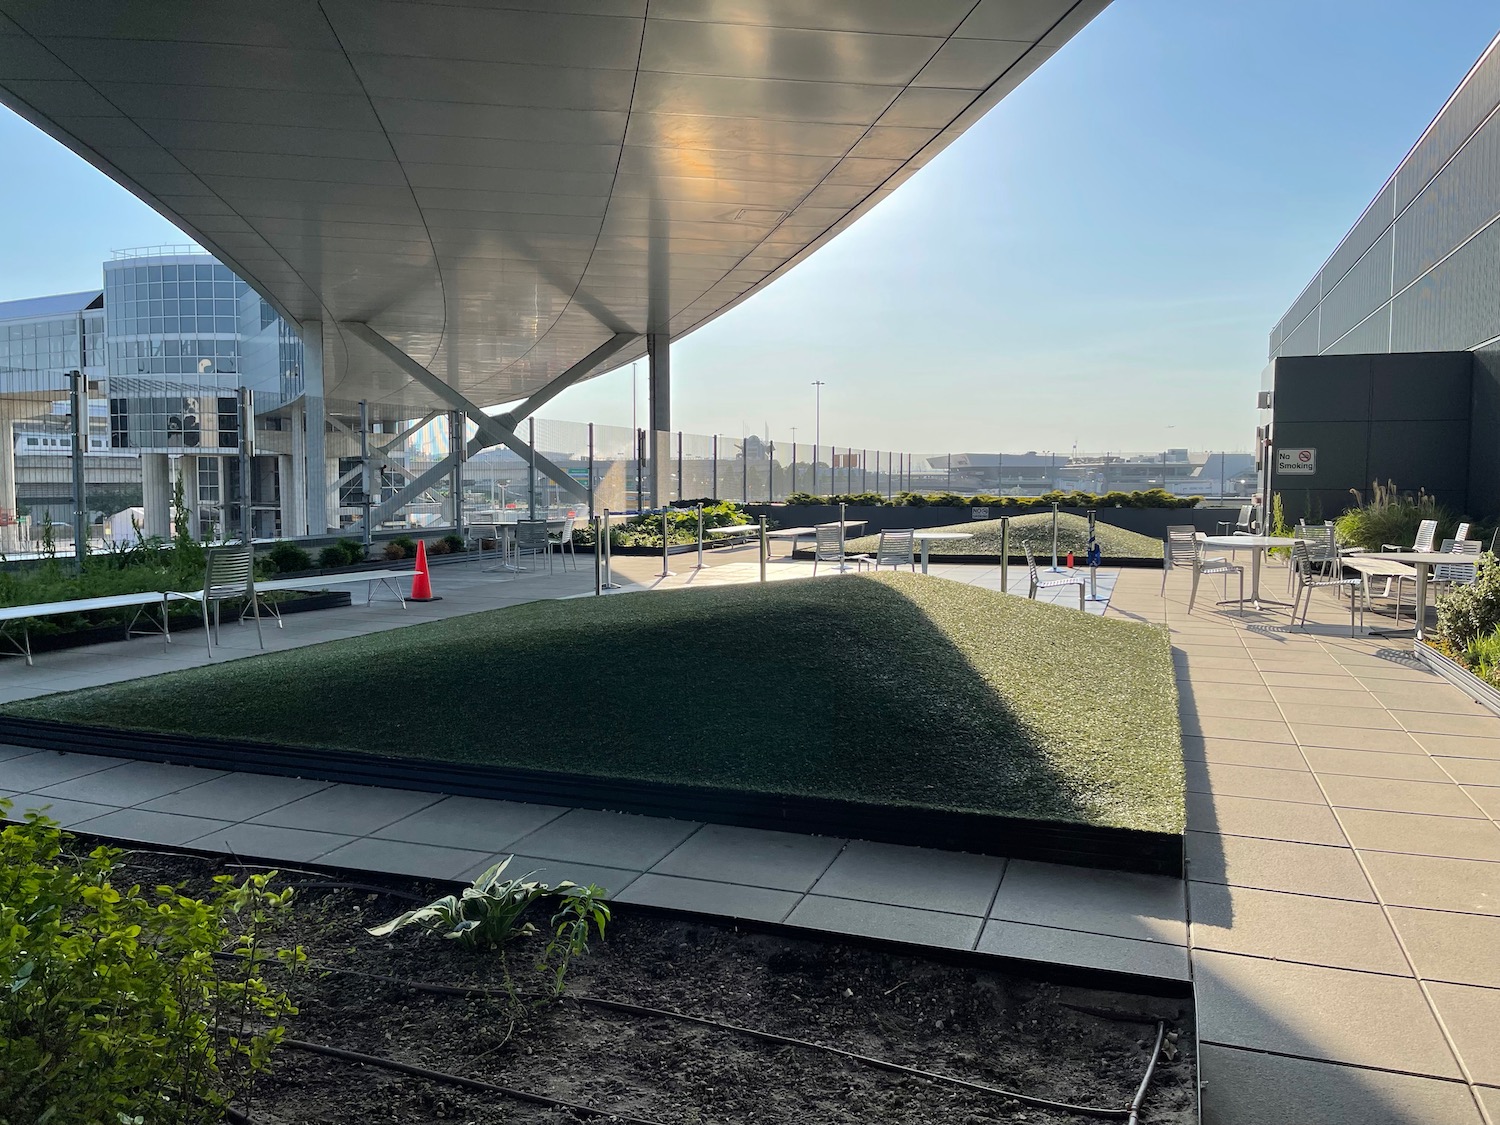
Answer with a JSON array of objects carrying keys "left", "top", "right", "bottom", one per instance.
[{"left": 812, "top": 380, "right": 825, "bottom": 495}]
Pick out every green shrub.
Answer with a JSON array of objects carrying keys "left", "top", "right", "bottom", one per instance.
[
  {"left": 0, "top": 803, "right": 301, "bottom": 1125},
  {"left": 317, "top": 544, "right": 348, "bottom": 569},
  {"left": 1464, "top": 627, "right": 1500, "bottom": 687},
  {"left": 264, "top": 542, "right": 313, "bottom": 575},
  {"left": 384, "top": 541, "right": 407, "bottom": 561},
  {"left": 1436, "top": 552, "right": 1500, "bottom": 650},
  {"left": 786, "top": 489, "right": 1198, "bottom": 510},
  {"left": 337, "top": 538, "right": 367, "bottom": 565},
  {"left": 573, "top": 501, "right": 751, "bottom": 548},
  {"left": 1336, "top": 479, "right": 1456, "bottom": 550},
  {"left": 441, "top": 533, "right": 467, "bottom": 555}
]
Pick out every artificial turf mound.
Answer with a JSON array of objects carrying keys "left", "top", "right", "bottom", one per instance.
[
  {"left": 846, "top": 512, "right": 1164, "bottom": 560},
  {"left": 9, "top": 573, "right": 1183, "bottom": 835}
]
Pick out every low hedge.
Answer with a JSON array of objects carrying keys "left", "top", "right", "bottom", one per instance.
[{"left": 784, "top": 489, "right": 1200, "bottom": 510}]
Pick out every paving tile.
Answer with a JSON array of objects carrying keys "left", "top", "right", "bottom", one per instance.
[
  {"left": 1361, "top": 852, "right": 1500, "bottom": 915},
  {"left": 184, "top": 822, "right": 353, "bottom": 863},
  {"left": 35, "top": 759, "right": 227, "bottom": 807},
  {"left": 317, "top": 837, "right": 496, "bottom": 881},
  {"left": 1181, "top": 736, "right": 1309, "bottom": 771},
  {"left": 988, "top": 859, "right": 1185, "bottom": 943},
  {"left": 1260, "top": 669, "right": 1362, "bottom": 689},
  {"left": 1425, "top": 982, "right": 1500, "bottom": 1086},
  {"left": 0, "top": 745, "right": 40, "bottom": 762},
  {"left": 0, "top": 750, "right": 129, "bottom": 792},
  {"left": 1318, "top": 775, "right": 1487, "bottom": 818},
  {"left": 616, "top": 873, "right": 799, "bottom": 923},
  {"left": 1185, "top": 832, "right": 1373, "bottom": 900},
  {"left": 1197, "top": 1044, "right": 1482, "bottom": 1125},
  {"left": 1388, "top": 907, "right": 1500, "bottom": 988},
  {"left": 1392, "top": 709, "right": 1500, "bottom": 738},
  {"left": 1371, "top": 683, "right": 1482, "bottom": 713},
  {"left": 251, "top": 783, "right": 443, "bottom": 835},
  {"left": 1437, "top": 758, "right": 1500, "bottom": 785},
  {"left": 1302, "top": 745, "right": 1451, "bottom": 782},
  {"left": 1265, "top": 684, "right": 1380, "bottom": 707},
  {"left": 1338, "top": 808, "right": 1500, "bottom": 860},
  {"left": 786, "top": 895, "right": 982, "bottom": 951},
  {"left": 506, "top": 808, "right": 701, "bottom": 871},
  {"left": 1181, "top": 715, "right": 1296, "bottom": 744},
  {"left": 1176, "top": 664, "right": 1259, "bottom": 686},
  {"left": 1186, "top": 760, "right": 1325, "bottom": 803},
  {"left": 1412, "top": 733, "right": 1500, "bottom": 760},
  {"left": 975, "top": 919, "right": 1189, "bottom": 980},
  {"left": 1188, "top": 881, "right": 1408, "bottom": 973},
  {"left": 1187, "top": 791, "right": 1348, "bottom": 845},
  {"left": 1188, "top": 681, "right": 1275, "bottom": 702},
  {"left": 1479, "top": 1087, "right": 1500, "bottom": 1122},
  {"left": 1462, "top": 786, "right": 1500, "bottom": 820},
  {"left": 77, "top": 808, "right": 234, "bottom": 846},
  {"left": 1290, "top": 724, "right": 1427, "bottom": 754},
  {"left": 461, "top": 853, "right": 640, "bottom": 896},
  {"left": 140, "top": 772, "right": 333, "bottom": 819},
  {"left": 1193, "top": 950, "right": 1461, "bottom": 1078},
  {"left": 811, "top": 840, "right": 1003, "bottom": 916},
  {"left": 1192, "top": 697, "right": 1286, "bottom": 721},
  {"left": 1279, "top": 703, "right": 1403, "bottom": 730},
  {"left": 372, "top": 795, "right": 567, "bottom": 851},
  {"left": 651, "top": 824, "right": 845, "bottom": 892},
  {"left": 5, "top": 795, "right": 118, "bottom": 826}
]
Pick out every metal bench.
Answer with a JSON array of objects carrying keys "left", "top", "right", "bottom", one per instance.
[
  {"left": 0, "top": 591, "right": 172, "bottom": 666},
  {"left": 253, "top": 567, "right": 417, "bottom": 614}
]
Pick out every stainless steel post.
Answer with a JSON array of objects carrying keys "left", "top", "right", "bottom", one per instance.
[
  {"left": 659, "top": 507, "right": 673, "bottom": 577},
  {"left": 712, "top": 435, "right": 718, "bottom": 500},
  {"left": 593, "top": 515, "right": 603, "bottom": 596},
  {"left": 839, "top": 500, "right": 847, "bottom": 568},
  {"left": 695, "top": 502, "right": 705, "bottom": 569},
  {"left": 676, "top": 431, "right": 683, "bottom": 503},
  {"left": 238, "top": 386, "right": 254, "bottom": 545},
  {"left": 68, "top": 368, "right": 86, "bottom": 571},
  {"left": 1087, "top": 508, "right": 1102, "bottom": 601},
  {"left": 1000, "top": 515, "right": 1010, "bottom": 595},
  {"left": 791, "top": 441, "right": 797, "bottom": 495},
  {"left": 768, "top": 441, "right": 775, "bottom": 501},
  {"left": 759, "top": 515, "right": 767, "bottom": 583},
  {"left": 587, "top": 422, "right": 595, "bottom": 519},
  {"left": 601, "top": 509, "right": 619, "bottom": 589},
  {"left": 1050, "top": 501, "right": 1060, "bottom": 572},
  {"left": 359, "top": 399, "right": 372, "bottom": 552},
  {"left": 742, "top": 441, "right": 748, "bottom": 503}
]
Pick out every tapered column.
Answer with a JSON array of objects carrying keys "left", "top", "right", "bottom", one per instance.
[
  {"left": 648, "top": 333, "right": 670, "bottom": 509},
  {"left": 300, "top": 321, "right": 331, "bottom": 533}
]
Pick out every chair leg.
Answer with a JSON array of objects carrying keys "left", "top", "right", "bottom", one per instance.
[
  {"left": 1237, "top": 570, "right": 1244, "bottom": 616},
  {"left": 1077, "top": 583, "right": 1085, "bottom": 611},
  {"left": 203, "top": 600, "right": 214, "bottom": 657},
  {"left": 1188, "top": 567, "right": 1200, "bottom": 613},
  {"left": 251, "top": 594, "right": 264, "bottom": 650}
]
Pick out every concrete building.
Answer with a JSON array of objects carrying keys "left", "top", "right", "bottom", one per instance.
[{"left": 1263, "top": 32, "right": 1500, "bottom": 524}]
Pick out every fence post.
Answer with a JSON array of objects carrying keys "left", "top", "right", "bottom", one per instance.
[
  {"left": 69, "top": 368, "right": 87, "bottom": 571},
  {"left": 660, "top": 508, "right": 673, "bottom": 578},
  {"left": 587, "top": 422, "right": 595, "bottom": 519},
  {"left": 1000, "top": 515, "right": 1010, "bottom": 595},
  {"left": 768, "top": 440, "right": 775, "bottom": 502},
  {"left": 1050, "top": 501, "right": 1060, "bottom": 572},
  {"left": 1087, "top": 508, "right": 1104, "bottom": 602},
  {"left": 695, "top": 502, "right": 705, "bottom": 569},
  {"left": 528, "top": 417, "right": 538, "bottom": 519},
  {"left": 742, "top": 442, "right": 748, "bottom": 503},
  {"left": 791, "top": 441, "right": 797, "bottom": 496},
  {"left": 759, "top": 515, "right": 767, "bottom": 583},
  {"left": 601, "top": 509, "right": 620, "bottom": 589},
  {"left": 712, "top": 434, "right": 718, "bottom": 500},
  {"left": 676, "top": 430, "right": 683, "bottom": 503}
]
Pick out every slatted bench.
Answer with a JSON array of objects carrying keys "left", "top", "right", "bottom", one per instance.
[{"left": 0, "top": 592, "right": 172, "bottom": 666}]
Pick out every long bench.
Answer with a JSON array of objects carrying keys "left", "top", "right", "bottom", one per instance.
[{"left": 0, "top": 592, "right": 172, "bottom": 666}]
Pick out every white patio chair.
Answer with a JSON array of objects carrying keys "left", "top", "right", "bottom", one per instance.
[
  {"left": 514, "top": 519, "right": 553, "bottom": 574},
  {"left": 1216, "top": 504, "right": 1253, "bottom": 535},
  {"left": 1432, "top": 538, "right": 1482, "bottom": 594},
  {"left": 1290, "top": 540, "right": 1364, "bottom": 636},
  {"left": 182, "top": 543, "right": 266, "bottom": 657},
  {"left": 1455, "top": 522, "right": 1471, "bottom": 542},
  {"left": 874, "top": 529, "right": 915, "bottom": 572},
  {"left": 548, "top": 517, "right": 578, "bottom": 572},
  {"left": 1024, "top": 541, "right": 1086, "bottom": 610},
  {"left": 811, "top": 524, "right": 871, "bottom": 574},
  {"left": 1376, "top": 517, "right": 1438, "bottom": 598},
  {"left": 1164, "top": 525, "right": 1243, "bottom": 614},
  {"left": 1297, "top": 520, "right": 1339, "bottom": 578}
]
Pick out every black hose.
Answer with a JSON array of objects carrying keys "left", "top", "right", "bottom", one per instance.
[
  {"left": 1127, "top": 1021, "right": 1168, "bottom": 1125},
  {"left": 279, "top": 1036, "right": 672, "bottom": 1125}
]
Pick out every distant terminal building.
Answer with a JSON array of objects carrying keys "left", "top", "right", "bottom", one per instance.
[{"left": 919, "top": 450, "right": 1255, "bottom": 497}]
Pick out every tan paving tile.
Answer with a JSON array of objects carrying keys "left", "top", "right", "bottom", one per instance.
[
  {"left": 1318, "top": 775, "right": 1487, "bottom": 818},
  {"left": 1265, "top": 684, "right": 1379, "bottom": 707},
  {"left": 1361, "top": 852, "right": 1500, "bottom": 915},
  {"left": 1436, "top": 758, "right": 1500, "bottom": 785},
  {"left": 1370, "top": 683, "right": 1484, "bottom": 713},
  {"left": 1462, "top": 786, "right": 1500, "bottom": 820},
  {"left": 1188, "top": 881, "right": 1409, "bottom": 973},
  {"left": 1260, "top": 669, "right": 1369, "bottom": 689},
  {"left": 1190, "top": 697, "right": 1287, "bottom": 722},
  {"left": 1181, "top": 736, "right": 1309, "bottom": 771},
  {"left": 1185, "top": 760, "right": 1326, "bottom": 804},
  {"left": 1425, "top": 982, "right": 1500, "bottom": 1086},
  {"left": 1301, "top": 745, "right": 1452, "bottom": 782},
  {"left": 1392, "top": 709, "right": 1500, "bottom": 738},
  {"left": 1176, "top": 664, "right": 1259, "bottom": 686},
  {"left": 1182, "top": 715, "right": 1296, "bottom": 744},
  {"left": 1187, "top": 792, "right": 1347, "bottom": 845},
  {"left": 1188, "top": 681, "right": 1275, "bottom": 702},
  {"left": 1184, "top": 832, "right": 1373, "bottom": 900},
  {"left": 1290, "top": 723, "right": 1427, "bottom": 754},
  {"left": 1193, "top": 951, "right": 1461, "bottom": 1078},
  {"left": 1412, "top": 732, "right": 1500, "bottom": 760},
  {"left": 1339, "top": 808, "right": 1500, "bottom": 860},
  {"left": 1388, "top": 907, "right": 1500, "bottom": 988},
  {"left": 1279, "top": 703, "right": 1405, "bottom": 731}
]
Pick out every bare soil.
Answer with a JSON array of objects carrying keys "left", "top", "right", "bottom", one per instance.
[{"left": 112, "top": 846, "right": 1197, "bottom": 1125}]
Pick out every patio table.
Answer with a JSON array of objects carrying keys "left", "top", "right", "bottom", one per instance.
[
  {"left": 911, "top": 531, "right": 974, "bottom": 574},
  {"left": 1198, "top": 535, "right": 1299, "bottom": 609},
  {"left": 1348, "top": 550, "right": 1463, "bottom": 640}
]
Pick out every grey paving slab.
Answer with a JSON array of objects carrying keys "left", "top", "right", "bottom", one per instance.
[
  {"left": 1187, "top": 791, "right": 1348, "bottom": 845},
  {"left": 141, "top": 771, "right": 333, "bottom": 819},
  {"left": 6, "top": 795, "right": 118, "bottom": 826},
  {"left": 0, "top": 750, "right": 130, "bottom": 792},
  {"left": 1188, "top": 880, "right": 1409, "bottom": 974},
  {"left": 616, "top": 873, "right": 800, "bottom": 923},
  {"left": 1362, "top": 852, "right": 1500, "bottom": 915},
  {"left": 1338, "top": 808, "right": 1500, "bottom": 861},
  {"left": 1266, "top": 684, "right": 1379, "bottom": 706},
  {"left": 1425, "top": 982, "right": 1500, "bottom": 1086},
  {"left": 250, "top": 783, "right": 443, "bottom": 836},
  {"left": 975, "top": 919, "right": 1189, "bottom": 981},
  {"left": 1301, "top": 745, "right": 1452, "bottom": 782},
  {"left": 0, "top": 744, "right": 40, "bottom": 762},
  {"left": 1188, "top": 681, "right": 1275, "bottom": 702},
  {"left": 810, "top": 839, "right": 1004, "bottom": 916},
  {"left": 185, "top": 821, "right": 354, "bottom": 864},
  {"left": 786, "top": 895, "right": 983, "bottom": 951},
  {"left": 1181, "top": 714, "right": 1296, "bottom": 744},
  {"left": 463, "top": 853, "right": 640, "bottom": 898},
  {"left": 35, "top": 759, "right": 227, "bottom": 807},
  {"left": 317, "top": 837, "right": 496, "bottom": 881},
  {"left": 1319, "top": 775, "right": 1488, "bottom": 818},
  {"left": 1197, "top": 1045, "right": 1483, "bottom": 1125},
  {"left": 1280, "top": 702, "right": 1402, "bottom": 731},
  {"left": 1479, "top": 1088, "right": 1500, "bottom": 1122},
  {"left": 1185, "top": 760, "right": 1326, "bottom": 803},
  {"left": 1193, "top": 950, "right": 1462, "bottom": 1078},
  {"left": 77, "top": 808, "right": 236, "bottom": 846},
  {"left": 1181, "top": 736, "right": 1309, "bottom": 771},
  {"left": 372, "top": 795, "right": 567, "bottom": 851},
  {"left": 1388, "top": 907, "right": 1500, "bottom": 988},
  {"left": 1185, "top": 832, "right": 1374, "bottom": 901},
  {"left": 988, "top": 859, "right": 1186, "bottom": 944},
  {"left": 1393, "top": 709, "right": 1500, "bottom": 738},
  {"left": 650, "top": 823, "right": 846, "bottom": 892},
  {"left": 506, "top": 808, "right": 700, "bottom": 870}
]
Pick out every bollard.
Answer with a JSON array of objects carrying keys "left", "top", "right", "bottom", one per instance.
[
  {"left": 592, "top": 515, "right": 603, "bottom": 596},
  {"left": 659, "top": 508, "right": 674, "bottom": 578},
  {"left": 1050, "top": 501, "right": 1061, "bottom": 572},
  {"left": 759, "top": 516, "right": 768, "bottom": 583},
  {"left": 694, "top": 502, "right": 706, "bottom": 569},
  {"left": 839, "top": 501, "right": 847, "bottom": 570},
  {"left": 1000, "top": 515, "right": 1010, "bottom": 596},
  {"left": 601, "top": 509, "right": 620, "bottom": 590},
  {"left": 1087, "top": 508, "right": 1106, "bottom": 601}
]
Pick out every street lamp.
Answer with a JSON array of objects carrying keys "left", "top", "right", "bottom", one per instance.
[{"left": 812, "top": 380, "right": 825, "bottom": 494}]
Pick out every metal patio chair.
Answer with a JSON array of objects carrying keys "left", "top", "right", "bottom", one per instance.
[
  {"left": 1164, "top": 525, "right": 1244, "bottom": 614},
  {"left": 548, "top": 517, "right": 578, "bottom": 572},
  {"left": 811, "top": 524, "right": 870, "bottom": 574},
  {"left": 1216, "top": 504, "right": 1254, "bottom": 535},
  {"left": 1290, "top": 540, "right": 1365, "bottom": 636},
  {"left": 181, "top": 543, "right": 266, "bottom": 657},
  {"left": 1456, "top": 522, "right": 1471, "bottom": 542},
  {"left": 1024, "top": 541, "right": 1086, "bottom": 610},
  {"left": 1432, "top": 537, "right": 1482, "bottom": 596},
  {"left": 1375, "top": 518, "right": 1439, "bottom": 599},
  {"left": 873, "top": 529, "right": 915, "bottom": 572},
  {"left": 514, "top": 519, "right": 553, "bottom": 574}
]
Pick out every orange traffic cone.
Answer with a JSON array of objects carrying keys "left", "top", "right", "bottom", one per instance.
[{"left": 409, "top": 539, "right": 438, "bottom": 601}]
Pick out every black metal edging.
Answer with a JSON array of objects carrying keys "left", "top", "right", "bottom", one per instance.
[{"left": 0, "top": 718, "right": 1183, "bottom": 877}]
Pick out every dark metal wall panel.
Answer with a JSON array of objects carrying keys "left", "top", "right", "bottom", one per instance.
[
  {"left": 1319, "top": 227, "right": 1393, "bottom": 347},
  {"left": 1393, "top": 107, "right": 1500, "bottom": 291},
  {"left": 1469, "top": 342, "right": 1500, "bottom": 516},
  {"left": 1392, "top": 217, "right": 1500, "bottom": 352},
  {"left": 1395, "top": 44, "right": 1500, "bottom": 212}
]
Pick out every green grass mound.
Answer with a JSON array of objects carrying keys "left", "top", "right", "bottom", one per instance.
[
  {"left": 9, "top": 574, "right": 1183, "bottom": 834},
  {"left": 847, "top": 512, "right": 1163, "bottom": 560}
]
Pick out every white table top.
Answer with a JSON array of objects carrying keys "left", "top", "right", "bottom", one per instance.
[
  {"left": 0, "top": 590, "right": 168, "bottom": 620},
  {"left": 1199, "top": 535, "right": 1298, "bottom": 549},
  {"left": 705, "top": 524, "right": 759, "bottom": 535},
  {"left": 912, "top": 531, "right": 974, "bottom": 541},
  {"left": 1351, "top": 551, "right": 1467, "bottom": 565}
]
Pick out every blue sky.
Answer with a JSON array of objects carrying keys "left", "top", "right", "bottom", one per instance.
[{"left": 1, "top": 1, "right": 1496, "bottom": 454}]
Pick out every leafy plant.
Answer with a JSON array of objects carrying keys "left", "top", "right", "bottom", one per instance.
[
  {"left": 0, "top": 803, "right": 302, "bottom": 1125},
  {"left": 539, "top": 885, "right": 610, "bottom": 997},
  {"left": 1335, "top": 479, "right": 1456, "bottom": 551},
  {"left": 572, "top": 500, "right": 751, "bottom": 549},
  {"left": 317, "top": 544, "right": 348, "bottom": 569},
  {"left": 1463, "top": 626, "right": 1500, "bottom": 687},
  {"left": 383, "top": 542, "right": 407, "bottom": 561},
  {"left": 782, "top": 489, "right": 1200, "bottom": 510},
  {"left": 441, "top": 533, "right": 467, "bottom": 555},
  {"left": 1436, "top": 552, "right": 1500, "bottom": 651},
  {"left": 264, "top": 542, "right": 313, "bottom": 575},
  {"left": 337, "top": 539, "right": 367, "bottom": 565}
]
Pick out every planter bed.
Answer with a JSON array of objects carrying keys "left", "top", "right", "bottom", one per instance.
[
  {"left": 1414, "top": 641, "right": 1500, "bottom": 718},
  {"left": 79, "top": 842, "right": 1197, "bottom": 1124},
  {"left": 791, "top": 549, "right": 1164, "bottom": 569}
]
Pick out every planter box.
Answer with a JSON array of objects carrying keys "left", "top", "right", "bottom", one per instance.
[
  {"left": 744, "top": 503, "right": 1238, "bottom": 539},
  {"left": 1414, "top": 641, "right": 1500, "bottom": 719}
]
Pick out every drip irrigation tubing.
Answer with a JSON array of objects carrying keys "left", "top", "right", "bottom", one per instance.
[{"left": 255, "top": 957, "right": 1166, "bottom": 1120}]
